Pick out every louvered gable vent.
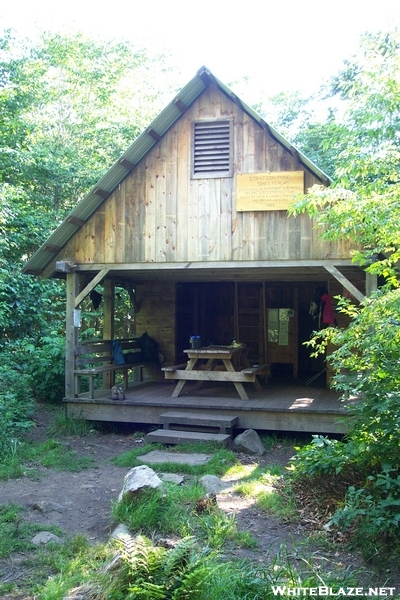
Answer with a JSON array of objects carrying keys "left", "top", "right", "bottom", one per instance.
[{"left": 192, "top": 119, "right": 233, "bottom": 178}]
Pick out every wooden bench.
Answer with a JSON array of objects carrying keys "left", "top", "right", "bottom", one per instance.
[
  {"left": 241, "top": 363, "right": 271, "bottom": 377},
  {"left": 162, "top": 348, "right": 271, "bottom": 399},
  {"left": 161, "top": 363, "right": 188, "bottom": 372},
  {"left": 74, "top": 338, "right": 144, "bottom": 399}
]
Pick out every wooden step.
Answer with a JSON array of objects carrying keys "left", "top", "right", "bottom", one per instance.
[
  {"left": 159, "top": 411, "right": 238, "bottom": 433},
  {"left": 146, "top": 428, "right": 231, "bottom": 445}
]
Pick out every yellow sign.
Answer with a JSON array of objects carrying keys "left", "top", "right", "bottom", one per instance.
[{"left": 236, "top": 171, "right": 304, "bottom": 211}]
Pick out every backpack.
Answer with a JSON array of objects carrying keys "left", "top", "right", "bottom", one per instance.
[
  {"left": 139, "top": 332, "right": 160, "bottom": 363},
  {"left": 111, "top": 340, "right": 125, "bottom": 365}
]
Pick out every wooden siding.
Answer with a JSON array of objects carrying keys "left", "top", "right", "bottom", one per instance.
[
  {"left": 135, "top": 281, "right": 176, "bottom": 375},
  {"left": 67, "top": 85, "right": 355, "bottom": 266}
]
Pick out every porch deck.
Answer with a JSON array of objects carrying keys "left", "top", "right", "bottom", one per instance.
[{"left": 64, "top": 377, "right": 356, "bottom": 434}]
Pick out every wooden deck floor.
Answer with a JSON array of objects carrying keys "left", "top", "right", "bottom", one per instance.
[{"left": 64, "top": 377, "right": 356, "bottom": 434}]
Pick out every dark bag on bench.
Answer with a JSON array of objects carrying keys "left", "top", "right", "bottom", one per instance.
[
  {"left": 139, "top": 332, "right": 160, "bottom": 363},
  {"left": 124, "top": 350, "right": 144, "bottom": 364}
]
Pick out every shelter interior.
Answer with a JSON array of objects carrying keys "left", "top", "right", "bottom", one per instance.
[{"left": 118, "top": 270, "right": 362, "bottom": 387}]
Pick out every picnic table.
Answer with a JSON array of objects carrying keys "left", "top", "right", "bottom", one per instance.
[{"left": 162, "top": 346, "right": 268, "bottom": 400}]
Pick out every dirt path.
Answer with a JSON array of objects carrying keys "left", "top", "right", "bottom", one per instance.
[
  {"left": 1, "top": 404, "right": 399, "bottom": 592},
  {"left": 0, "top": 408, "right": 304, "bottom": 550}
]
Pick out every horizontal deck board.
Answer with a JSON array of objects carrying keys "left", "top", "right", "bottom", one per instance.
[{"left": 64, "top": 380, "right": 355, "bottom": 434}]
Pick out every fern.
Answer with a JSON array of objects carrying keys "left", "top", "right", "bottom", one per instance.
[{"left": 109, "top": 534, "right": 211, "bottom": 599}]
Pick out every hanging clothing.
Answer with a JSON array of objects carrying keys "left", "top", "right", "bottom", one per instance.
[{"left": 321, "top": 293, "right": 335, "bottom": 325}]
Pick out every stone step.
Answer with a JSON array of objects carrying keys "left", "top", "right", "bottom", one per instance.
[
  {"left": 146, "top": 428, "right": 231, "bottom": 446},
  {"left": 159, "top": 411, "right": 238, "bottom": 433}
]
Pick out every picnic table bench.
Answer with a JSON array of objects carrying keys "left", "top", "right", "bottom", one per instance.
[{"left": 162, "top": 346, "right": 269, "bottom": 400}]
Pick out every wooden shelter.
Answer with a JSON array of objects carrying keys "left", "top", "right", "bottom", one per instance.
[{"left": 23, "top": 67, "right": 370, "bottom": 434}]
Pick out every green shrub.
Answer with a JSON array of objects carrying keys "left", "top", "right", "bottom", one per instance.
[
  {"left": 0, "top": 364, "right": 35, "bottom": 457},
  {"left": 289, "top": 435, "right": 357, "bottom": 478},
  {"left": 23, "top": 334, "right": 66, "bottom": 403},
  {"left": 328, "top": 467, "right": 400, "bottom": 546},
  {"left": 291, "top": 289, "right": 400, "bottom": 554}
]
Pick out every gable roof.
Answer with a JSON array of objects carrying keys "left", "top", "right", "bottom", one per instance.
[{"left": 23, "top": 66, "right": 332, "bottom": 276}]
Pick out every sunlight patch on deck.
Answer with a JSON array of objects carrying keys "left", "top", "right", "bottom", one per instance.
[{"left": 288, "top": 397, "right": 315, "bottom": 409}]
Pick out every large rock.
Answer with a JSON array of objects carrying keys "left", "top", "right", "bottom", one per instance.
[
  {"left": 118, "top": 465, "right": 165, "bottom": 502},
  {"left": 232, "top": 429, "right": 266, "bottom": 455},
  {"left": 137, "top": 450, "right": 211, "bottom": 466},
  {"left": 31, "top": 531, "right": 62, "bottom": 545},
  {"left": 110, "top": 523, "right": 131, "bottom": 541},
  {"left": 199, "top": 475, "right": 232, "bottom": 494},
  {"left": 160, "top": 473, "right": 184, "bottom": 485}
]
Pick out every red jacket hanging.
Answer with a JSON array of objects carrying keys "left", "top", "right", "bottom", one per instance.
[{"left": 321, "top": 293, "right": 335, "bottom": 325}]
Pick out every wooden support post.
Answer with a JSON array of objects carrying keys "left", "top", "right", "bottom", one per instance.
[
  {"left": 65, "top": 272, "right": 80, "bottom": 398},
  {"left": 366, "top": 272, "right": 378, "bottom": 296},
  {"left": 293, "top": 286, "right": 299, "bottom": 379},
  {"left": 103, "top": 279, "right": 115, "bottom": 389},
  {"left": 324, "top": 265, "right": 365, "bottom": 303}
]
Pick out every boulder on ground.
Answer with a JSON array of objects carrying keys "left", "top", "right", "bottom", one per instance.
[
  {"left": 31, "top": 531, "right": 62, "bottom": 545},
  {"left": 118, "top": 465, "right": 165, "bottom": 502},
  {"left": 160, "top": 473, "right": 184, "bottom": 485},
  {"left": 199, "top": 474, "right": 232, "bottom": 494},
  {"left": 110, "top": 523, "right": 131, "bottom": 541},
  {"left": 232, "top": 429, "right": 266, "bottom": 455}
]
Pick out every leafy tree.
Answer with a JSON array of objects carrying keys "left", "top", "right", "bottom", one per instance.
[
  {"left": 290, "top": 29, "right": 400, "bottom": 280},
  {"left": 1, "top": 30, "right": 176, "bottom": 219},
  {"left": 0, "top": 29, "right": 178, "bottom": 405},
  {"left": 289, "top": 29, "right": 400, "bottom": 556},
  {"left": 260, "top": 89, "right": 350, "bottom": 179}
]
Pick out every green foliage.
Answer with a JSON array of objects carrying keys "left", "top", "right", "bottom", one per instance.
[
  {"left": 1, "top": 30, "right": 176, "bottom": 217},
  {"left": 289, "top": 29, "right": 400, "bottom": 281},
  {"left": 286, "top": 29, "right": 400, "bottom": 556},
  {"left": 264, "top": 90, "right": 348, "bottom": 179},
  {"left": 290, "top": 435, "right": 356, "bottom": 477},
  {"left": 305, "top": 290, "right": 400, "bottom": 470},
  {"left": 47, "top": 409, "right": 96, "bottom": 436},
  {"left": 197, "top": 511, "right": 238, "bottom": 549},
  {"left": 106, "top": 534, "right": 212, "bottom": 599},
  {"left": 329, "top": 467, "right": 400, "bottom": 541},
  {"left": 23, "top": 334, "right": 66, "bottom": 403},
  {"left": 0, "top": 502, "right": 62, "bottom": 558},
  {"left": 290, "top": 290, "right": 400, "bottom": 552},
  {"left": 0, "top": 364, "right": 35, "bottom": 458}
]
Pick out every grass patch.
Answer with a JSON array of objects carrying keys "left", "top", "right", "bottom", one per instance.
[
  {"left": 112, "top": 481, "right": 207, "bottom": 536},
  {"left": 30, "top": 439, "right": 94, "bottom": 471},
  {"left": 256, "top": 489, "right": 297, "bottom": 520},
  {"left": 0, "top": 456, "right": 25, "bottom": 480},
  {"left": 46, "top": 409, "right": 97, "bottom": 437},
  {"left": 0, "top": 438, "right": 94, "bottom": 481},
  {"left": 0, "top": 503, "right": 63, "bottom": 559},
  {"left": 196, "top": 510, "right": 238, "bottom": 549},
  {"left": 19, "top": 535, "right": 111, "bottom": 600},
  {"left": 113, "top": 480, "right": 259, "bottom": 552}
]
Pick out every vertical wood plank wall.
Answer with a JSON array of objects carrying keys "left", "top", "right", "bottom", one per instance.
[
  {"left": 67, "top": 85, "right": 354, "bottom": 266},
  {"left": 134, "top": 281, "right": 176, "bottom": 377}
]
